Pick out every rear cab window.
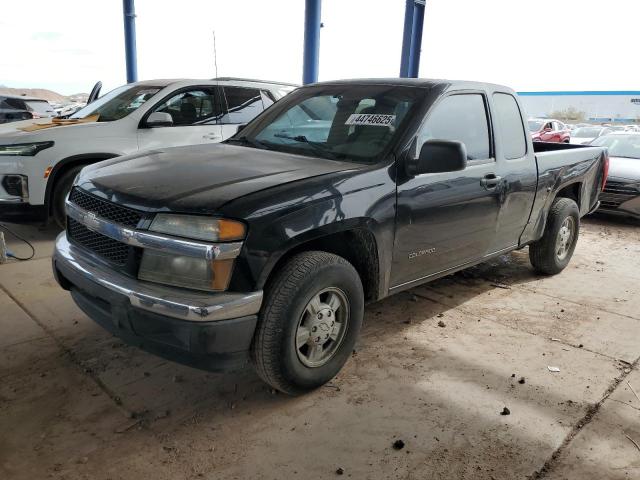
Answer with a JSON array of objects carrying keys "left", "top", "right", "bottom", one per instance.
[{"left": 492, "top": 93, "right": 527, "bottom": 159}]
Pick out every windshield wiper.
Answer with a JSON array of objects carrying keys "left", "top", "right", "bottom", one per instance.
[
  {"left": 273, "top": 133, "right": 340, "bottom": 160},
  {"left": 226, "top": 136, "right": 271, "bottom": 150}
]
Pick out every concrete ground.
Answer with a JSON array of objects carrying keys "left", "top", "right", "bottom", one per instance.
[{"left": 1, "top": 215, "right": 639, "bottom": 480}]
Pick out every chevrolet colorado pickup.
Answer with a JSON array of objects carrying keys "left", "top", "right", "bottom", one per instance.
[{"left": 52, "top": 79, "right": 609, "bottom": 395}]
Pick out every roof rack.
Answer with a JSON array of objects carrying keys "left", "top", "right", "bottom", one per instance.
[{"left": 212, "top": 77, "right": 299, "bottom": 87}]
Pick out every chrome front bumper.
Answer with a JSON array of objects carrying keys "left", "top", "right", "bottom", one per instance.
[{"left": 53, "top": 233, "right": 263, "bottom": 322}]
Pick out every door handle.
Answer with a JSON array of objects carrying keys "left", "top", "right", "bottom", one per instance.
[
  {"left": 203, "top": 133, "right": 221, "bottom": 140},
  {"left": 480, "top": 173, "right": 502, "bottom": 189}
]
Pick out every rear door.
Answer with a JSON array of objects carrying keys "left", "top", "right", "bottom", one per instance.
[
  {"left": 218, "top": 86, "right": 267, "bottom": 140},
  {"left": 487, "top": 92, "right": 538, "bottom": 251},
  {"left": 391, "top": 92, "right": 502, "bottom": 288},
  {"left": 137, "top": 87, "right": 223, "bottom": 150}
]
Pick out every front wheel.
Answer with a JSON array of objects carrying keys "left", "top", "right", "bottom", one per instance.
[
  {"left": 529, "top": 197, "right": 580, "bottom": 275},
  {"left": 251, "top": 251, "right": 364, "bottom": 395},
  {"left": 52, "top": 166, "right": 83, "bottom": 229}
]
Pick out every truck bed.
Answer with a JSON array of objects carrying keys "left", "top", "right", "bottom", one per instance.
[{"left": 519, "top": 141, "right": 608, "bottom": 245}]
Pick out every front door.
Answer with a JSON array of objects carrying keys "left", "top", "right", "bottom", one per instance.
[
  {"left": 391, "top": 92, "right": 502, "bottom": 288},
  {"left": 138, "top": 87, "right": 223, "bottom": 151}
]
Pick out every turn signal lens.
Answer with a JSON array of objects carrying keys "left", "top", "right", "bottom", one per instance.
[{"left": 218, "top": 219, "right": 246, "bottom": 242}]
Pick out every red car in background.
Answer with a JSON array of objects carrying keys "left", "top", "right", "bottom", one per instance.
[{"left": 528, "top": 118, "right": 571, "bottom": 143}]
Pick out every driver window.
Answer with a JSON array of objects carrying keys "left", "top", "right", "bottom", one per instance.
[
  {"left": 416, "top": 93, "right": 491, "bottom": 161},
  {"left": 151, "top": 88, "right": 221, "bottom": 126}
]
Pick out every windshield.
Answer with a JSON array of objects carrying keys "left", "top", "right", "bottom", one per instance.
[
  {"left": 229, "top": 85, "right": 422, "bottom": 163},
  {"left": 573, "top": 127, "right": 602, "bottom": 138},
  {"left": 528, "top": 120, "right": 544, "bottom": 132},
  {"left": 70, "top": 84, "right": 162, "bottom": 121},
  {"left": 591, "top": 135, "right": 640, "bottom": 159}
]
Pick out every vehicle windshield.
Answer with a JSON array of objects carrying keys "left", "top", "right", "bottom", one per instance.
[
  {"left": 70, "top": 84, "right": 162, "bottom": 121},
  {"left": 591, "top": 135, "right": 640, "bottom": 159},
  {"left": 528, "top": 120, "right": 544, "bottom": 132},
  {"left": 573, "top": 127, "right": 602, "bottom": 138},
  {"left": 229, "top": 85, "right": 423, "bottom": 163}
]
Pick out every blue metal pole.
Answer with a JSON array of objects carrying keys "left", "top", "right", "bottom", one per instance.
[
  {"left": 123, "top": 0, "right": 138, "bottom": 83},
  {"left": 399, "top": 0, "right": 415, "bottom": 78},
  {"left": 302, "top": 0, "right": 322, "bottom": 84},
  {"left": 408, "top": 0, "right": 425, "bottom": 78}
]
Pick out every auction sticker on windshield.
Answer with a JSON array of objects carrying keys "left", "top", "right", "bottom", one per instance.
[{"left": 345, "top": 114, "right": 396, "bottom": 127}]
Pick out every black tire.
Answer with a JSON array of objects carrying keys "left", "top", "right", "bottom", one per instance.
[
  {"left": 251, "top": 251, "right": 364, "bottom": 395},
  {"left": 529, "top": 197, "right": 580, "bottom": 275},
  {"left": 52, "top": 166, "right": 83, "bottom": 229}
]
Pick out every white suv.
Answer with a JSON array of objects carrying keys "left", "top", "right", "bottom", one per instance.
[{"left": 0, "top": 78, "right": 296, "bottom": 227}]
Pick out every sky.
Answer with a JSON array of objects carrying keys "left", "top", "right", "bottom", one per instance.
[{"left": 1, "top": 0, "right": 638, "bottom": 96}]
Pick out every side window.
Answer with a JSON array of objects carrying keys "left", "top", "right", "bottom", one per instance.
[
  {"left": 4, "top": 98, "right": 26, "bottom": 110},
  {"left": 544, "top": 122, "right": 553, "bottom": 131},
  {"left": 151, "top": 88, "right": 220, "bottom": 126},
  {"left": 492, "top": 93, "right": 527, "bottom": 159},
  {"left": 220, "top": 87, "right": 264, "bottom": 124},
  {"left": 417, "top": 93, "right": 491, "bottom": 161}
]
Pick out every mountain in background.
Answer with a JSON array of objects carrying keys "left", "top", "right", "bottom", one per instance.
[{"left": 0, "top": 86, "right": 88, "bottom": 104}]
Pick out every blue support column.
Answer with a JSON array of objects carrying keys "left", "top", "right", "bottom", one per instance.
[
  {"left": 399, "top": 0, "right": 415, "bottom": 78},
  {"left": 302, "top": 0, "right": 322, "bottom": 85},
  {"left": 122, "top": 0, "right": 138, "bottom": 83},
  {"left": 408, "top": 0, "right": 425, "bottom": 78},
  {"left": 400, "top": 0, "right": 426, "bottom": 78}
]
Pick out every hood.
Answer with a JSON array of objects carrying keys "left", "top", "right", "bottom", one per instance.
[
  {"left": 607, "top": 156, "right": 640, "bottom": 182},
  {"left": 0, "top": 117, "right": 52, "bottom": 139},
  {"left": 77, "top": 143, "right": 362, "bottom": 213},
  {"left": 0, "top": 116, "right": 105, "bottom": 143},
  {"left": 570, "top": 137, "right": 594, "bottom": 145}
]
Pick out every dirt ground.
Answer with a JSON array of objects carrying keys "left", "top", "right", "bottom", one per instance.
[{"left": 1, "top": 214, "right": 639, "bottom": 480}]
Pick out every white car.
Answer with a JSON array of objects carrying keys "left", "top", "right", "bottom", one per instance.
[
  {"left": 0, "top": 78, "right": 296, "bottom": 227},
  {"left": 569, "top": 126, "right": 612, "bottom": 145}
]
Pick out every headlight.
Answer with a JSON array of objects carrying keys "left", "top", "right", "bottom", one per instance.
[
  {"left": 149, "top": 214, "right": 246, "bottom": 242},
  {"left": 138, "top": 250, "right": 234, "bottom": 291},
  {"left": 0, "top": 141, "right": 54, "bottom": 156}
]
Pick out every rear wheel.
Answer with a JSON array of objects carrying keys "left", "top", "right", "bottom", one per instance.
[
  {"left": 52, "top": 166, "right": 83, "bottom": 229},
  {"left": 529, "top": 197, "right": 580, "bottom": 275},
  {"left": 251, "top": 251, "right": 364, "bottom": 395}
]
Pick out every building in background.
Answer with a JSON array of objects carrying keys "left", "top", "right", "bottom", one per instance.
[{"left": 518, "top": 91, "right": 640, "bottom": 123}]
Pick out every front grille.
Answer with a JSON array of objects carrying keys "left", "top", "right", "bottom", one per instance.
[
  {"left": 68, "top": 188, "right": 143, "bottom": 228},
  {"left": 68, "top": 218, "right": 129, "bottom": 265}
]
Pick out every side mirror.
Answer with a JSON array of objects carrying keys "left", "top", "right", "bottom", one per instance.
[
  {"left": 146, "top": 112, "right": 173, "bottom": 128},
  {"left": 407, "top": 140, "right": 467, "bottom": 176},
  {"left": 543, "top": 127, "right": 552, "bottom": 133}
]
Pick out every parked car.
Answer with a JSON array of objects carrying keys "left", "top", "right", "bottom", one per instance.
[
  {"left": 591, "top": 132, "right": 640, "bottom": 219},
  {"left": 570, "top": 126, "right": 612, "bottom": 145},
  {"left": 528, "top": 118, "right": 571, "bottom": 143},
  {"left": 0, "top": 78, "right": 297, "bottom": 226},
  {"left": 0, "top": 94, "right": 56, "bottom": 124},
  {"left": 52, "top": 79, "right": 609, "bottom": 394}
]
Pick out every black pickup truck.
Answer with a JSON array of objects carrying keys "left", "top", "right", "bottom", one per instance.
[{"left": 53, "top": 79, "right": 608, "bottom": 394}]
